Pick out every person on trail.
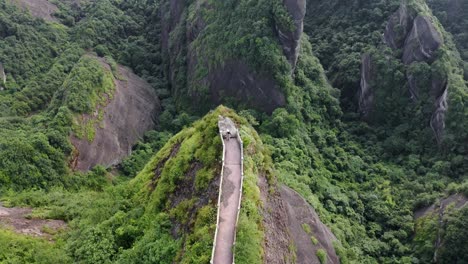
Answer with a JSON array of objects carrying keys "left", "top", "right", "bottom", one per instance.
[{"left": 226, "top": 129, "right": 231, "bottom": 141}]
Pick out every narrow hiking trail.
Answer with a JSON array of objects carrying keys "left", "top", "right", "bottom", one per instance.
[{"left": 212, "top": 117, "right": 243, "bottom": 264}]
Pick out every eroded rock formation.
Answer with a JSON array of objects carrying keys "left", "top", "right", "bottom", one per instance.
[
  {"left": 71, "top": 63, "right": 160, "bottom": 171},
  {"left": 161, "top": 0, "right": 302, "bottom": 113},
  {"left": 9, "top": 0, "right": 58, "bottom": 22},
  {"left": 430, "top": 81, "right": 448, "bottom": 144},
  {"left": 402, "top": 15, "right": 443, "bottom": 65},
  {"left": 260, "top": 175, "right": 340, "bottom": 264},
  {"left": 381, "top": 5, "right": 447, "bottom": 143},
  {"left": 0, "top": 63, "right": 5, "bottom": 91},
  {"left": 277, "top": 0, "right": 307, "bottom": 68},
  {"left": 358, "top": 54, "right": 374, "bottom": 116},
  {"left": 384, "top": 4, "right": 415, "bottom": 50}
]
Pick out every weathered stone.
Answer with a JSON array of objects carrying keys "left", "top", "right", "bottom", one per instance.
[
  {"left": 71, "top": 60, "right": 160, "bottom": 171},
  {"left": 8, "top": 0, "right": 58, "bottom": 22},
  {"left": 203, "top": 61, "right": 286, "bottom": 113},
  {"left": 430, "top": 81, "right": 448, "bottom": 144},
  {"left": 407, "top": 73, "right": 419, "bottom": 101},
  {"left": 384, "top": 4, "right": 414, "bottom": 50},
  {"left": 277, "top": 0, "right": 306, "bottom": 68},
  {"left": 218, "top": 116, "right": 238, "bottom": 138},
  {"left": 0, "top": 63, "right": 5, "bottom": 91},
  {"left": 358, "top": 54, "right": 374, "bottom": 116},
  {"left": 162, "top": 0, "right": 287, "bottom": 113},
  {"left": 402, "top": 16, "right": 443, "bottom": 65}
]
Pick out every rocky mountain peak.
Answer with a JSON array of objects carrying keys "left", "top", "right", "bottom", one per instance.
[{"left": 277, "top": 0, "right": 307, "bottom": 68}]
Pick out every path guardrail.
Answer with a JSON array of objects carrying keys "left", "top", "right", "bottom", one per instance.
[{"left": 210, "top": 126, "right": 244, "bottom": 264}]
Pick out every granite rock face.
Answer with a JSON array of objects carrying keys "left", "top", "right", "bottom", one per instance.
[
  {"left": 358, "top": 54, "right": 374, "bottom": 117},
  {"left": 384, "top": 4, "right": 415, "bottom": 50},
  {"left": 71, "top": 62, "right": 160, "bottom": 171},
  {"left": 402, "top": 16, "right": 443, "bottom": 65},
  {"left": 277, "top": 0, "right": 307, "bottom": 68},
  {"left": 384, "top": 5, "right": 443, "bottom": 64},
  {"left": 430, "top": 79, "right": 449, "bottom": 144},
  {"left": 0, "top": 63, "right": 5, "bottom": 91},
  {"left": 161, "top": 0, "right": 288, "bottom": 113},
  {"left": 381, "top": 6, "right": 447, "bottom": 143}
]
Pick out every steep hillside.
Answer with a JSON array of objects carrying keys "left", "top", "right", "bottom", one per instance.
[
  {"left": 69, "top": 56, "right": 160, "bottom": 171},
  {"left": 0, "top": 0, "right": 467, "bottom": 263},
  {"left": 0, "top": 106, "right": 340, "bottom": 263},
  {"left": 7, "top": 0, "right": 58, "bottom": 22}
]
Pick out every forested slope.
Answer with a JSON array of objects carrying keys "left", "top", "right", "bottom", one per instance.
[{"left": 0, "top": 0, "right": 466, "bottom": 263}]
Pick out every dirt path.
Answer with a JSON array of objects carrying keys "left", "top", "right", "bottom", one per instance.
[
  {"left": 213, "top": 138, "right": 242, "bottom": 264},
  {"left": 0, "top": 203, "right": 65, "bottom": 240}
]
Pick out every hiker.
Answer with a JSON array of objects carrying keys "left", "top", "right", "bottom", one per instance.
[{"left": 226, "top": 129, "right": 231, "bottom": 141}]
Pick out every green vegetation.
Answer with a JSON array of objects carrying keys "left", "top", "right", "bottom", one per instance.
[
  {"left": 316, "top": 248, "right": 327, "bottom": 264},
  {"left": 0, "top": 229, "right": 70, "bottom": 263},
  {"left": 0, "top": 0, "right": 466, "bottom": 263}
]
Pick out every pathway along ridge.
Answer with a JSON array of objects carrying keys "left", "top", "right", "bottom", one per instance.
[{"left": 211, "top": 116, "right": 244, "bottom": 264}]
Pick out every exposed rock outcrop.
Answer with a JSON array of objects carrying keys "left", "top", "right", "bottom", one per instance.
[
  {"left": 382, "top": 6, "right": 447, "bottom": 142},
  {"left": 358, "top": 54, "right": 374, "bottom": 117},
  {"left": 71, "top": 63, "right": 160, "bottom": 171},
  {"left": 430, "top": 81, "right": 448, "bottom": 144},
  {"left": 384, "top": 4, "right": 415, "bottom": 50},
  {"left": 402, "top": 16, "right": 443, "bottom": 65},
  {"left": 260, "top": 175, "right": 340, "bottom": 264},
  {"left": 277, "top": 0, "right": 306, "bottom": 68},
  {"left": 414, "top": 194, "right": 468, "bottom": 262},
  {"left": 161, "top": 0, "right": 291, "bottom": 113},
  {"left": 9, "top": 0, "right": 58, "bottom": 22},
  {"left": 0, "top": 63, "right": 5, "bottom": 91},
  {"left": 204, "top": 61, "right": 286, "bottom": 113},
  {"left": 384, "top": 5, "right": 442, "bottom": 64}
]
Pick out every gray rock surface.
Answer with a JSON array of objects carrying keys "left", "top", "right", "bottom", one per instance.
[
  {"left": 203, "top": 61, "right": 286, "bottom": 113},
  {"left": 407, "top": 72, "right": 419, "bottom": 101},
  {"left": 277, "top": 0, "right": 306, "bottom": 68},
  {"left": 71, "top": 62, "right": 160, "bottom": 171},
  {"left": 258, "top": 176, "right": 340, "bottom": 264},
  {"left": 402, "top": 16, "right": 443, "bottom": 65},
  {"left": 280, "top": 185, "right": 340, "bottom": 264},
  {"left": 218, "top": 116, "right": 238, "bottom": 138},
  {"left": 358, "top": 54, "right": 374, "bottom": 116},
  {"left": 9, "top": 0, "right": 58, "bottom": 22},
  {"left": 384, "top": 4, "right": 415, "bottom": 50},
  {"left": 161, "top": 0, "right": 288, "bottom": 113},
  {"left": 430, "top": 81, "right": 448, "bottom": 144},
  {"left": 0, "top": 63, "right": 5, "bottom": 90}
]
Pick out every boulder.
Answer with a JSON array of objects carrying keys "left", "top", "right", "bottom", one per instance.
[
  {"left": 402, "top": 16, "right": 443, "bottom": 65},
  {"left": 277, "top": 0, "right": 307, "bottom": 68},
  {"left": 384, "top": 4, "right": 414, "bottom": 50},
  {"left": 218, "top": 116, "right": 238, "bottom": 138},
  {"left": 71, "top": 63, "right": 160, "bottom": 171},
  {"left": 358, "top": 54, "right": 374, "bottom": 116}
]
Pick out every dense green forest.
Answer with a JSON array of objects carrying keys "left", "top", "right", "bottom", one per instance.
[{"left": 0, "top": 0, "right": 466, "bottom": 263}]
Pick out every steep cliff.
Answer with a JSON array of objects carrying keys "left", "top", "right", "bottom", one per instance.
[
  {"left": 8, "top": 0, "right": 58, "bottom": 22},
  {"left": 384, "top": 4, "right": 415, "bottom": 50},
  {"left": 358, "top": 54, "right": 374, "bottom": 116},
  {"left": 401, "top": 15, "right": 443, "bottom": 65},
  {"left": 277, "top": 0, "right": 306, "bottom": 68},
  {"left": 160, "top": 0, "right": 307, "bottom": 113},
  {"left": 69, "top": 56, "right": 160, "bottom": 171}
]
